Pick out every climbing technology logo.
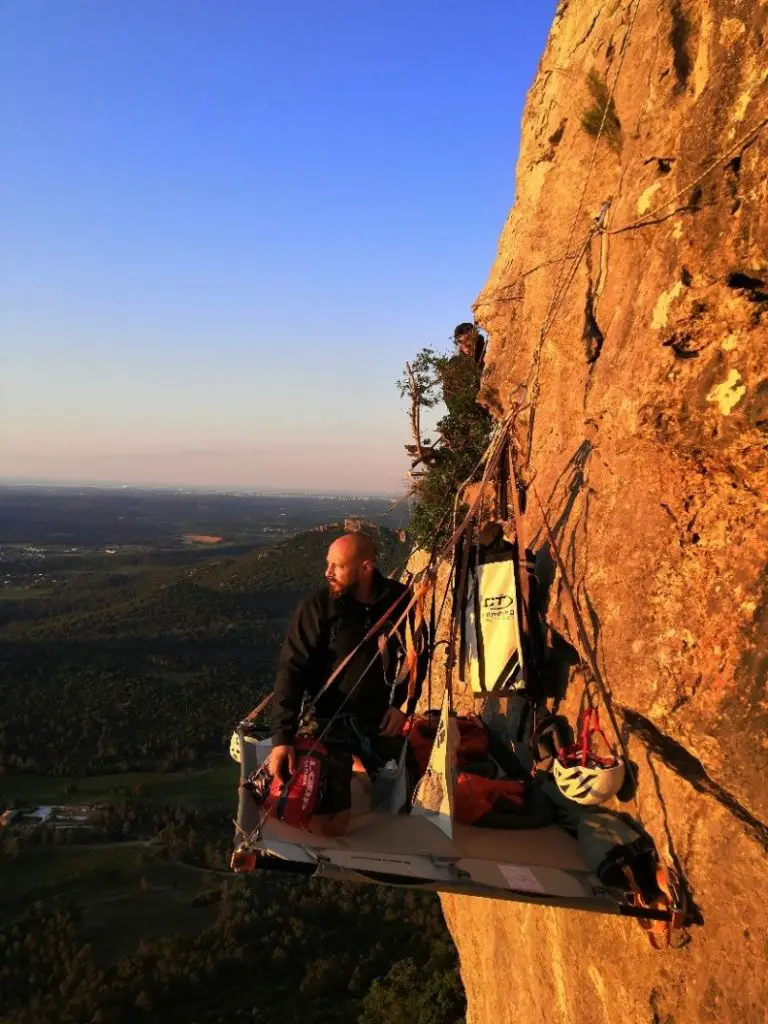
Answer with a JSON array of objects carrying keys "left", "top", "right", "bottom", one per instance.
[
  {"left": 300, "top": 758, "right": 321, "bottom": 812},
  {"left": 463, "top": 558, "right": 526, "bottom": 694},
  {"left": 483, "top": 594, "right": 513, "bottom": 612}
]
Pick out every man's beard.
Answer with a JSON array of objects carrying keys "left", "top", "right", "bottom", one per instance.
[{"left": 327, "top": 578, "right": 354, "bottom": 598}]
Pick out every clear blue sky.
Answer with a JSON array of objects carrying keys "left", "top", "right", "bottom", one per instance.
[{"left": 1, "top": 0, "right": 557, "bottom": 494}]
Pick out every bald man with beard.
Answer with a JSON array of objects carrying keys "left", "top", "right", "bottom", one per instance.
[{"left": 266, "top": 532, "right": 426, "bottom": 835}]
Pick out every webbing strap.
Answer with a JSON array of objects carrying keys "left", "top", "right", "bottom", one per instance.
[
  {"left": 507, "top": 444, "right": 532, "bottom": 692},
  {"left": 496, "top": 440, "right": 509, "bottom": 520},
  {"left": 427, "top": 576, "right": 437, "bottom": 711},
  {"left": 243, "top": 691, "right": 274, "bottom": 724},
  {"left": 254, "top": 421, "right": 510, "bottom": 762},
  {"left": 437, "top": 418, "right": 512, "bottom": 561},
  {"left": 302, "top": 587, "right": 431, "bottom": 753},
  {"left": 393, "top": 580, "right": 431, "bottom": 696},
  {"left": 450, "top": 522, "right": 475, "bottom": 705},
  {"left": 510, "top": 442, "right": 690, "bottom": 936},
  {"left": 246, "top": 587, "right": 429, "bottom": 816},
  {"left": 304, "top": 585, "right": 415, "bottom": 714},
  {"left": 528, "top": 477, "right": 638, "bottom": 798},
  {"left": 405, "top": 582, "right": 431, "bottom": 702},
  {"left": 378, "top": 633, "right": 391, "bottom": 680},
  {"left": 507, "top": 443, "right": 531, "bottom": 654}
]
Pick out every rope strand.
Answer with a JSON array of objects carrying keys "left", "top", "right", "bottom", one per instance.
[{"left": 523, "top": 0, "right": 643, "bottom": 464}]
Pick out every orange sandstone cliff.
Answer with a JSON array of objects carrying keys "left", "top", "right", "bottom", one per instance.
[{"left": 442, "top": 1, "right": 768, "bottom": 1021}]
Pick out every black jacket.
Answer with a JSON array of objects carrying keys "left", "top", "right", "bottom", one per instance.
[{"left": 269, "top": 570, "right": 428, "bottom": 746}]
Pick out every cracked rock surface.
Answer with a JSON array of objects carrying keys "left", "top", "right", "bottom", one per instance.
[{"left": 442, "top": 1, "right": 768, "bottom": 1021}]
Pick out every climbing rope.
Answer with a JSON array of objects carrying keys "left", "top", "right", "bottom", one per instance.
[
  {"left": 238, "top": 25, "right": 768, "bottom": 892},
  {"left": 236, "top": 422, "right": 514, "bottom": 745},
  {"left": 608, "top": 111, "right": 768, "bottom": 237},
  {"left": 477, "top": 241, "right": 593, "bottom": 303},
  {"left": 269, "top": 95, "right": 768, "bottom": 738},
  {"left": 551, "top": 0, "right": 643, "bottom": 280},
  {"left": 524, "top": 0, "right": 644, "bottom": 465},
  {"left": 241, "top": 579, "right": 432, "bottom": 844},
  {"left": 524, "top": 465, "right": 644, "bottom": 819},
  {"left": 524, "top": 229, "right": 594, "bottom": 464}
]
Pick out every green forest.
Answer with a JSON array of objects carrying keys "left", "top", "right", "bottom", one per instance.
[
  {"left": 0, "top": 809, "right": 463, "bottom": 1024},
  {"left": 0, "top": 521, "right": 465, "bottom": 1024},
  {"left": 0, "top": 860, "right": 463, "bottom": 1024},
  {"left": 0, "top": 524, "right": 408, "bottom": 776}
]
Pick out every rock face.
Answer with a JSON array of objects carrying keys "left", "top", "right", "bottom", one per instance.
[{"left": 442, "top": 2, "right": 768, "bottom": 1021}]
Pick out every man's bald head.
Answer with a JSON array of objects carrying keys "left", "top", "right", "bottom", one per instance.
[
  {"left": 325, "top": 533, "right": 377, "bottom": 600},
  {"left": 331, "top": 532, "right": 376, "bottom": 563}
]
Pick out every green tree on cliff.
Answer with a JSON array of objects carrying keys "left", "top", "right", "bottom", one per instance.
[{"left": 398, "top": 327, "right": 492, "bottom": 542}]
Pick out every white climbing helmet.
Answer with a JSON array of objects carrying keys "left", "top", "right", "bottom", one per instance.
[
  {"left": 553, "top": 706, "right": 626, "bottom": 807},
  {"left": 553, "top": 755, "right": 625, "bottom": 806}
]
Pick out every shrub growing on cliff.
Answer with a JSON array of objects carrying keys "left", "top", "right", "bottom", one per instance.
[
  {"left": 397, "top": 344, "right": 493, "bottom": 544},
  {"left": 581, "top": 69, "right": 622, "bottom": 152}
]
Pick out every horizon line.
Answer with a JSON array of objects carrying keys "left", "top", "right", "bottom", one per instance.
[{"left": 0, "top": 475, "right": 406, "bottom": 500}]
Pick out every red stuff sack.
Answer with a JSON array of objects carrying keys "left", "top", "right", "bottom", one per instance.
[
  {"left": 405, "top": 712, "right": 490, "bottom": 776},
  {"left": 454, "top": 773, "right": 527, "bottom": 826},
  {"left": 249, "top": 736, "right": 328, "bottom": 828},
  {"left": 456, "top": 715, "right": 492, "bottom": 763}
]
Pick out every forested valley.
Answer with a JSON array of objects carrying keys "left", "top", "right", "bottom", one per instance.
[{"left": 0, "top": 493, "right": 464, "bottom": 1024}]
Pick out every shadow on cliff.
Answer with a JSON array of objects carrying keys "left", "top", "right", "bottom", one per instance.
[
  {"left": 531, "top": 438, "right": 595, "bottom": 705},
  {"left": 507, "top": 437, "right": 704, "bottom": 922}
]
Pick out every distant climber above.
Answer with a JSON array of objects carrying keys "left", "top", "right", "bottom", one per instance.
[
  {"left": 441, "top": 323, "right": 489, "bottom": 420},
  {"left": 452, "top": 321, "right": 486, "bottom": 367}
]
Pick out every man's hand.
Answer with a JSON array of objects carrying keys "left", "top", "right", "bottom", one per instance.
[
  {"left": 266, "top": 744, "right": 296, "bottom": 783},
  {"left": 379, "top": 707, "right": 407, "bottom": 737}
]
